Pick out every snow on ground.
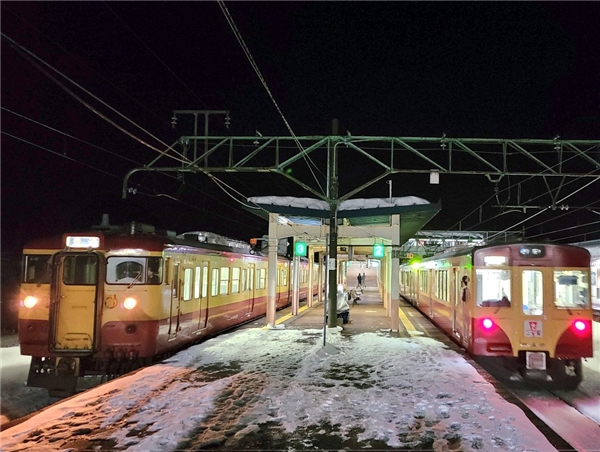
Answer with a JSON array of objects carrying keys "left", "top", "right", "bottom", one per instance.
[{"left": 1, "top": 327, "right": 559, "bottom": 451}]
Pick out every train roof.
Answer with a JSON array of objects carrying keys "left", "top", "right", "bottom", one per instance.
[
  {"left": 417, "top": 241, "right": 590, "bottom": 262},
  {"left": 22, "top": 221, "right": 263, "bottom": 257}
]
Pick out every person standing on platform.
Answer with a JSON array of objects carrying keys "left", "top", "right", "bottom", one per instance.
[
  {"left": 362, "top": 272, "right": 366, "bottom": 288},
  {"left": 337, "top": 284, "right": 351, "bottom": 324},
  {"left": 357, "top": 273, "right": 362, "bottom": 289}
]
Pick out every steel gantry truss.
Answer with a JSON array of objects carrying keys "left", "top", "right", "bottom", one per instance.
[
  {"left": 123, "top": 135, "right": 600, "bottom": 206},
  {"left": 122, "top": 134, "right": 599, "bottom": 329}
]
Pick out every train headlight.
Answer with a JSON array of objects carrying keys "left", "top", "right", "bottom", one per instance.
[
  {"left": 573, "top": 320, "right": 587, "bottom": 332},
  {"left": 23, "top": 296, "right": 38, "bottom": 308},
  {"left": 123, "top": 297, "right": 138, "bottom": 310},
  {"left": 482, "top": 318, "right": 494, "bottom": 330}
]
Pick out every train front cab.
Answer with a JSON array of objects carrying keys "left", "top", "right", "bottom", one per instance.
[
  {"left": 470, "top": 244, "right": 593, "bottom": 389},
  {"left": 20, "top": 244, "right": 107, "bottom": 396}
]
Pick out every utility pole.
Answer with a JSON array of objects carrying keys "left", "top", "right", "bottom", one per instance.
[{"left": 327, "top": 119, "right": 339, "bottom": 328}]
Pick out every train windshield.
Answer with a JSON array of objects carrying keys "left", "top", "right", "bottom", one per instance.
[
  {"left": 554, "top": 270, "right": 589, "bottom": 309},
  {"left": 475, "top": 269, "right": 511, "bottom": 307},
  {"left": 62, "top": 255, "right": 98, "bottom": 285},
  {"left": 22, "top": 254, "right": 52, "bottom": 284},
  {"left": 106, "top": 257, "right": 162, "bottom": 285}
]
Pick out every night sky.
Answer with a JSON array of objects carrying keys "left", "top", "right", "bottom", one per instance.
[{"left": 2, "top": 1, "right": 599, "bottom": 266}]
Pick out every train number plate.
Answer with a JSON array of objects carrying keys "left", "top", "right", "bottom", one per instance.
[{"left": 526, "top": 352, "right": 546, "bottom": 370}]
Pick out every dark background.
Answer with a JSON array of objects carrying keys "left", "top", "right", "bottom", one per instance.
[{"left": 2, "top": 2, "right": 599, "bottom": 328}]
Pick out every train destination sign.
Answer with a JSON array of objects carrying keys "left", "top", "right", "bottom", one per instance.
[{"left": 66, "top": 236, "right": 100, "bottom": 249}]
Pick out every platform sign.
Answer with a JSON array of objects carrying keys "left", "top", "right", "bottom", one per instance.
[
  {"left": 294, "top": 241, "right": 307, "bottom": 257},
  {"left": 373, "top": 244, "right": 385, "bottom": 258}
]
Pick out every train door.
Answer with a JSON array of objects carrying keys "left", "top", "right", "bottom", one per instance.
[
  {"left": 452, "top": 267, "right": 465, "bottom": 341},
  {"left": 277, "top": 264, "right": 284, "bottom": 305},
  {"left": 519, "top": 267, "right": 546, "bottom": 336},
  {"left": 199, "top": 262, "right": 210, "bottom": 328},
  {"left": 168, "top": 261, "right": 181, "bottom": 339},
  {"left": 49, "top": 252, "right": 102, "bottom": 353},
  {"left": 189, "top": 262, "right": 210, "bottom": 331},
  {"left": 248, "top": 264, "right": 256, "bottom": 313},
  {"left": 428, "top": 269, "right": 434, "bottom": 317}
]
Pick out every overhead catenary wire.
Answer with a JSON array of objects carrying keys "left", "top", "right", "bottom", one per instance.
[
  {"left": 448, "top": 145, "right": 599, "bottom": 241},
  {"left": 486, "top": 177, "right": 598, "bottom": 242},
  {"left": 2, "top": 31, "right": 267, "bottom": 225},
  {"left": 1, "top": 32, "right": 189, "bottom": 165},
  {"left": 1, "top": 4, "right": 167, "bottom": 124},
  {"left": 217, "top": 0, "right": 325, "bottom": 195},
  {"left": 2, "top": 107, "right": 141, "bottom": 166},
  {"left": 2, "top": 130, "right": 265, "bottom": 230}
]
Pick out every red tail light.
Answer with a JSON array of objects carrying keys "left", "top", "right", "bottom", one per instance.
[
  {"left": 573, "top": 320, "right": 586, "bottom": 332},
  {"left": 482, "top": 318, "right": 494, "bottom": 330}
]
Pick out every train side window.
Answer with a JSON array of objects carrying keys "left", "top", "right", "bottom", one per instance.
[
  {"left": 475, "top": 269, "right": 511, "bottom": 307},
  {"left": 281, "top": 268, "right": 288, "bottom": 287},
  {"left": 211, "top": 268, "right": 219, "bottom": 297},
  {"left": 147, "top": 257, "right": 162, "bottom": 284},
  {"left": 194, "top": 266, "right": 201, "bottom": 299},
  {"left": 241, "top": 268, "right": 248, "bottom": 292},
  {"left": 182, "top": 267, "right": 193, "bottom": 301},
  {"left": 258, "top": 268, "right": 266, "bottom": 290},
  {"left": 231, "top": 267, "right": 240, "bottom": 294},
  {"left": 522, "top": 270, "right": 543, "bottom": 315},
  {"left": 554, "top": 270, "right": 589, "bottom": 308},
  {"left": 220, "top": 267, "right": 230, "bottom": 295},
  {"left": 201, "top": 266, "right": 209, "bottom": 298}
]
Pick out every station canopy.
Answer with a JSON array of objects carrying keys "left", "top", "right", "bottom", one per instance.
[{"left": 246, "top": 196, "right": 441, "bottom": 245}]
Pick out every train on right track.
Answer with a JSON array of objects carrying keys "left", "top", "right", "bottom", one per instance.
[{"left": 399, "top": 242, "right": 594, "bottom": 390}]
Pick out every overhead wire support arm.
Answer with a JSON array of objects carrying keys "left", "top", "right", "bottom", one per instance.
[
  {"left": 393, "top": 138, "right": 447, "bottom": 172},
  {"left": 276, "top": 137, "right": 329, "bottom": 169},
  {"left": 452, "top": 140, "right": 503, "bottom": 173},
  {"left": 563, "top": 142, "right": 600, "bottom": 169},
  {"left": 345, "top": 141, "right": 392, "bottom": 171},
  {"left": 279, "top": 171, "right": 329, "bottom": 201},
  {"left": 183, "top": 137, "right": 232, "bottom": 168},
  {"left": 507, "top": 141, "right": 558, "bottom": 174},
  {"left": 231, "top": 137, "right": 279, "bottom": 168}
]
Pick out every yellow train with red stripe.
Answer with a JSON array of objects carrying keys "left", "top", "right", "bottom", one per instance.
[
  {"left": 18, "top": 221, "right": 319, "bottom": 396},
  {"left": 399, "top": 242, "right": 593, "bottom": 389}
]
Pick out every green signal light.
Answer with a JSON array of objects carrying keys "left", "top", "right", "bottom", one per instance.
[
  {"left": 295, "top": 241, "right": 307, "bottom": 256},
  {"left": 373, "top": 244, "right": 385, "bottom": 258}
]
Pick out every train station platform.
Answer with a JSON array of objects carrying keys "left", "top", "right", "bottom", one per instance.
[{"left": 269, "top": 285, "right": 425, "bottom": 336}]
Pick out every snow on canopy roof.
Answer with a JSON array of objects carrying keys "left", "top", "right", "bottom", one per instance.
[{"left": 248, "top": 196, "right": 431, "bottom": 211}]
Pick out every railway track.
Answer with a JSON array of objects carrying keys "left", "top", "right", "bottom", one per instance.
[
  {"left": 466, "top": 354, "right": 600, "bottom": 452},
  {"left": 510, "top": 387, "right": 600, "bottom": 452},
  {"left": 408, "top": 305, "right": 600, "bottom": 452}
]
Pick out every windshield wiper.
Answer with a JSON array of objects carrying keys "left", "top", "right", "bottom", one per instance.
[{"left": 127, "top": 271, "right": 143, "bottom": 289}]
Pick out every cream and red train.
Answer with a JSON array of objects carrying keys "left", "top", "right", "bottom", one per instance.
[
  {"left": 399, "top": 242, "right": 594, "bottom": 389},
  {"left": 18, "top": 221, "right": 319, "bottom": 395}
]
